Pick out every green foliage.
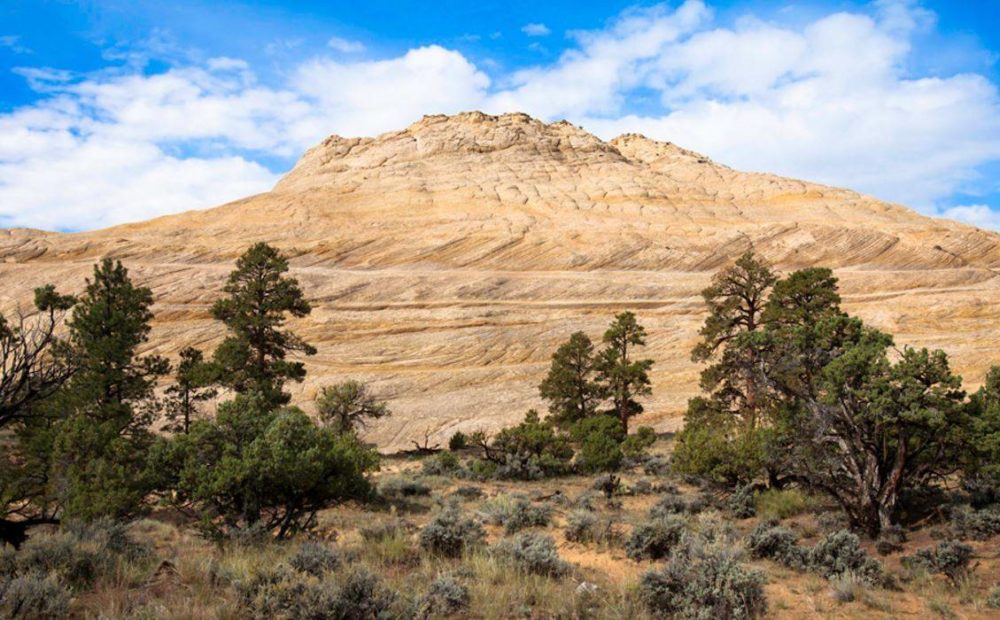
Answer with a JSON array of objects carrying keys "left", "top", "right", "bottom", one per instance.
[
  {"left": 0, "top": 572, "right": 71, "bottom": 620},
  {"left": 754, "top": 488, "right": 814, "bottom": 521},
  {"left": 49, "top": 259, "right": 168, "bottom": 521},
  {"left": 622, "top": 426, "right": 657, "bottom": 458},
  {"left": 573, "top": 416, "right": 625, "bottom": 473},
  {"left": 744, "top": 523, "right": 807, "bottom": 569},
  {"left": 211, "top": 243, "right": 315, "bottom": 407},
  {"left": 481, "top": 410, "right": 574, "bottom": 480},
  {"left": 164, "top": 346, "right": 218, "bottom": 434},
  {"left": 448, "top": 431, "right": 468, "bottom": 451},
  {"left": 159, "top": 394, "right": 376, "bottom": 540},
  {"left": 418, "top": 505, "right": 485, "bottom": 557},
  {"left": 966, "top": 366, "right": 1000, "bottom": 504},
  {"left": 315, "top": 380, "right": 390, "bottom": 434},
  {"left": 492, "top": 532, "right": 568, "bottom": 576},
  {"left": 902, "top": 541, "right": 974, "bottom": 584},
  {"left": 808, "top": 530, "right": 886, "bottom": 587},
  {"left": 625, "top": 514, "right": 687, "bottom": 561},
  {"left": 595, "top": 312, "right": 653, "bottom": 433},
  {"left": 419, "top": 573, "right": 470, "bottom": 618},
  {"left": 539, "top": 331, "right": 603, "bottom": 429},
  {"left": 639, "top": 545, "right": 767, "bottom": 619},
  {"left": 672, "top": 397, "right": 767, "bottom": 486},
  {"left": 478, "top": 495, "right": 552, "bottom": 533}
]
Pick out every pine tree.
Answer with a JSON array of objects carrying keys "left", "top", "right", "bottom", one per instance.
[
  {"left": 538, "top": 331, "right": 602, "bottom": 430},
  {"left": 50, "top": 258, "right": 168, "bottom": 520},
  {"left": 211, "top": 243, "right": 315, "bottom": 407},
  {"left": 595, "top": 312, "right": 653, "bottom": 433},
  {"left": 164, "top": 347, "right": 218, "bottom": 434}
]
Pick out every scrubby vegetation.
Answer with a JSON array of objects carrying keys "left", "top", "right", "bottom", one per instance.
[{"left": 1, "top": 244, "right": 999, "bottom": 617}]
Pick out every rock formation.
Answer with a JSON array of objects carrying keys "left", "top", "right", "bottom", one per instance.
[{"left": 2, "top": 111, "right": 998, "bottom": 450}]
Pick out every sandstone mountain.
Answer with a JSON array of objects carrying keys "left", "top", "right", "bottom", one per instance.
[{"left": 2, "top": 111, "right": 998, "bottom": 450}]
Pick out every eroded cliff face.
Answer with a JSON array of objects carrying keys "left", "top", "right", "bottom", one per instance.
[{"left": 2, "top": 111, "right": 998, "bottom": 450}]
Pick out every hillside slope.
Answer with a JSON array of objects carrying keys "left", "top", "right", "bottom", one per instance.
[{"left": 2, "top": 111, "right": 998, "bottom": 450}]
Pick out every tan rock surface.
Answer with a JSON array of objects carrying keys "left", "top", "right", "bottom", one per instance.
[{"left": 2, "top": 111, "right": 998, "bottom": 451}]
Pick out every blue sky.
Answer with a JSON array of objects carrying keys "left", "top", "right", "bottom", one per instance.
[{"left": 1, "top": 0, "right": 998, "bottom": 231}]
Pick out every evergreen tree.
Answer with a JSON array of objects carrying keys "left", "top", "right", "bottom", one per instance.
[
  {"left": 316, "top": 380, "right": 391, "bottom": 433},
  {"left": 50, "top": 259, "right": 168, "bottom": 520},
  {"left": 211, "top": 243, "right": 315, "bottom": 407},
  {"left": 164, "top": 347, "right": 218, "bottom": 434},
  {"left": 595, "top": 312, "right": 653, "bottom": 433},
  {"left": 538, "top": 331, "right": 602, "bottom": 430}
]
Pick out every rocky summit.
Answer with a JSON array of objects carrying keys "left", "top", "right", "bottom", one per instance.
[{"left": 2, "top": 111, "right": 998, "bottom": 451}]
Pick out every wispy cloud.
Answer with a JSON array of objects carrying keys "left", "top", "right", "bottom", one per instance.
[
  {"left": 0, "top": 35, "right": 32, "bottom": 54},
  {"left": 0, "top": 0, "right": 998, "bottom": 231},
  {"left": 327, "top": 36, "right": 365, "bottom": 53},
  {"left": 521, "top": 23, "right": 551, "bottom": 37}
]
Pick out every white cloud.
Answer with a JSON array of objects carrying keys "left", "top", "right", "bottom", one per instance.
[
  {"left": 0, "top": 35, "right": 32, "bottom": 55},
  {"left": 521, "top": 23, "right": 551, "bottom": 37},
  {"left": 327, "top": 36, "right": 365, "bottom": 53},
  {"left": 1, "top": 0, "right": 998, "bottom": 231},
  {"left": 940, "top": 204, "right": 1000, "bottom": 230}
]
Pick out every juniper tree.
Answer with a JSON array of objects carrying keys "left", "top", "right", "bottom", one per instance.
[
  {"left": 0, "top": 285, "right": 75, "bottom": 546},
  {"left": 316, "top": 379, "right": 391, "bottom": 433},
  {"left": 49, "top": 259, "right": 169, "bottom": 520},
  {"left": 164, "top": 347, "right": 218, "bottom": 434},
  {"left": 595, "top": 312, "right": 653, "bottom": 433},
  {"left": 211, "top": 243, "right": 315, "bottom": 407},
  {"left": 539, "top": 331, "right": 602, "bottom": 430}
]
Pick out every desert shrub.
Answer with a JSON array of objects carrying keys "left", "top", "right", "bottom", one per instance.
[
  {"left": 573, "top": 492, "right": 597, "bottom": 512},
  {"left": 728, "top": 484, "right": 756, "bottom": 519},
  {"left": 448, "top": 431, "right": 468, "bottom": 451},
  {"left": 809, "top": 530, "right": 886, "bottom": 587},
  {"left": 492, "top": 533, "right": 568, "bottom": 576},
  {"left": 625, "top": 515, "right": 687, "bottom": 561},
  {"left": 622, "top": 426, "right": 657, "bottom": 458},
  {"left": 418, "top": 573, "right": 469, "bottom": 618},
  {"left": 650, "top": 494, "right": 702, "bottom": 518},
  {"left": 745, "top": 523, "right": 807, "bottom": 569},
  {"left": 629, "top": 479, "right": 654, "bottom": 495},
  {"left": 479, "top": 495, "right": 552, "bottom": 533},
  {"left": 449, "top": 485, "right": 483, "bottom": 500},
  {"left": 949, "top": 505, "right": 1000, "bottom": 541},
  {"left": 642, "top": 455, "right": 671, "bottom": 476},
  {"left": 379, "top": 476, "right": 432, "bottom": 498},
  {"left": 9, "top": 519, "right": 148, "bottom": 589},
  {"left": 754, "top": 488, "right": 813, "bottom": 521},
  {"left": 829, "top": 572, "right": 867, "bottom": 604},
  {"left": 902, "top": 541, "right": 974, "bottom": 584},
  {"left": 591, "top": 473, "right": 623, "bottom": 497},
  {"left": 422, "top": 450, "right": 461, "bottom": 476},
  {"left": 987, "top": 585, "right": 1000, "bottom": 608},
  {"left": 639, "top": 546, "right": 767, "bottom": 619},
  {"left": 288, "top": 541, "right": 341, "bottom": 577},
  {"left": 0, "top": 572, "right": 71, "bottom": 620},
  {"left": 238, "top": 565, "right": 397, "bottom": 620},
  {"left": 419, "top": 505, "right": 485, "bottom": 557},
  {"left": 564, "top": 510, "right": 620, "bottom": 545}
]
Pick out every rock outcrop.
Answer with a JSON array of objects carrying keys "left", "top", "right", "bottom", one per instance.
[{"left": 2, "top": 111, "right": 998, "bottom": 450}]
